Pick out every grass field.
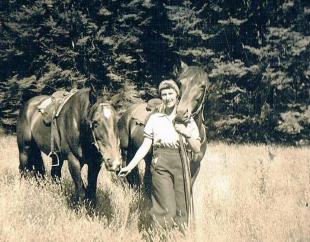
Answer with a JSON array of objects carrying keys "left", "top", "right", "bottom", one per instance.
[{"left": 0, "top": 135, "right": 309, "bottom": 242}]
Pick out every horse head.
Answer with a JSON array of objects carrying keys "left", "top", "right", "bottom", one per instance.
[
  {"left": 175, "top": 62, "right": 209, "bottom": 123},
  {"left": 88, "top": 102, "right": 122, "bottom": 172}
]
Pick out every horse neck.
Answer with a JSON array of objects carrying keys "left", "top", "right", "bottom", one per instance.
[
  {"left": 66, "top": 89, "right": 90, "bottom": 126},
  {"left": 194, "top": 108, "right": 207, "bottom": 154}
]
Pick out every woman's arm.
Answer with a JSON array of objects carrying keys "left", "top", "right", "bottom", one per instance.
[
  {"left": 174, "top": 123, "right": 201, "bottom": 153},
  {"left": 118, "top": 137, "right": 153, "bottom": 177},
  {"left": 185, "top": 137, "right": 201, "bottom": 153}
]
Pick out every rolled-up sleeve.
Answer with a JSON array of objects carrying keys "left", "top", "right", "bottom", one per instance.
[
  {"left": 144, "top": 115, "right": 154, "bottom": 139},
  {"left": 187, "top": 118, "right": 200, "bottom": 140}
]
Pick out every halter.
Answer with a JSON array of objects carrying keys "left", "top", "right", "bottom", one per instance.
[
  {"left": 89, "top": 103, "right": 111, "bottom": 155},
  {"left": 190, "top": 86, "right": 207, "bottom": 120},
  {"left": 91, "top": 127, "right": 100, "bottom": 151}
]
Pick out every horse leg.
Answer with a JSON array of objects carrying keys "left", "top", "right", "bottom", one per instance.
[
  {"left": 17, "top": 122, "right": 35, "bottom": 177},
  {"left": 143, "top": 153, "right": 153, "bottom": 199},
  {"left": 127, "top": 168, "right": 141, "bottom": 190},
  {"left": 122, "top": 119, "right": 141, "bottom": 189},
  {"left": 51, "top": 159, "right": 64, "bottom": 182},
  {"left": 121, "top": 148, "right": 128, "bottom": 168},
  {"left": 85, "top": 161, "right": 101, "bottom": 204},
  {"left": 19, "top": 139, "right": 45, "bottom": 179},
  {"left": 67, "top": 153, "right": 86, "bottom": 202},
  {"left": 125, "top": 144, "right": 141, "bottom": 189},
  {"left": 30, "top": 143, "right": 46, "bottom": 179},
  {"left": 19, "top": 144, "right": 34, "bottom": 177}
]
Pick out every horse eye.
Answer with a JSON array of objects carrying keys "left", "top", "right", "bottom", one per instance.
[
  {"left": 92, "top": 121, "right": 99, "bottom": 128},
  {"left": 196, "top": 93, "right": 204, "bottom": 101},
  {"left": 97, "top": 140, "right": 106, "bottom": 145}
]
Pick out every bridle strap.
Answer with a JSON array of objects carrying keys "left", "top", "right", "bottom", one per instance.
[
  {"left": 89, "top": 102, "right": 111, "bottom": 154},
  {"left": 90, "top": 126, "right": 105, "bottom": 167},
  {"left": 91, "top": 126, "right": 100, "bottom": 150},
  {"left": 190, "top": 86, "right": 207, "bottom": 119}
]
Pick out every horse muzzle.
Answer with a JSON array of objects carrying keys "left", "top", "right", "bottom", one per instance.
[
  {"left": 104, "top": 158, "right": 122, "bottom": 172},
  {"left": 175, "top": 114, "right": 191, "bottom": 124},
  {"left": 176, "top": 107, "right": 191, "bottom": 123}
]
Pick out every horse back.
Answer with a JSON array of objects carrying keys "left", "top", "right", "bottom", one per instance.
[{"left": 118, "top": 102, "right": 152, "bottom": 150}]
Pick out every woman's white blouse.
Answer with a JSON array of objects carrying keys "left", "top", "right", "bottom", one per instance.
[{"left": 144, "top": 112, "right": 200, "bottom": 149}]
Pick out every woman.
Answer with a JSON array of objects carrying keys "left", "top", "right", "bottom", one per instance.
[{"left": 118, "top": 79, "right": 201, "bottom": 229}]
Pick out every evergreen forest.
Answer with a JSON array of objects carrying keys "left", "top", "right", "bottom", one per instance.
[{"left": 0, "top": 0, "right": 309, "bottom": 144}]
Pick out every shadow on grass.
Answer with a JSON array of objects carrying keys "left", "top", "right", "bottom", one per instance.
[
  {"left": 15, "top": 172, "right": 153, "bottom": 230},
  {"left": 59, "top": 179, "right": 116, "bottom": 223}
]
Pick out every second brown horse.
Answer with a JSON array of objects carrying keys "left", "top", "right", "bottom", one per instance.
[{"left": 118, "top": 62, "right": 209, "bottom": 195}]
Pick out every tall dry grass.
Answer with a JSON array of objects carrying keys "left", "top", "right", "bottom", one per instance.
[{"left": 0, "top": 135, "right": 309, "bottom": 241}]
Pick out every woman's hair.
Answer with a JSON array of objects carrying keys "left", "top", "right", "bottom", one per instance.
[{"left": 158, "top": 79, "right": 180, "bottom": 96}]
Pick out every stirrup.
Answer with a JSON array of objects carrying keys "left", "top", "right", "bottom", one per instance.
[{"left": 48, "top": 151, "right": 60, "bottom": 167}]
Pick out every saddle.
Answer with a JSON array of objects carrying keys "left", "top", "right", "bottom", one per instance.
[
  {"left": 38, "top": 89, "right": 78, "bottom": 166},
  {"left": 38, "top": 90, "right": 77, "bottom": 125},
  {"left": 146, "top": 98, "right": 163, "bottom": 112},
  {"left": 132, "top": 98, "right": 163, "bottom": 126}
]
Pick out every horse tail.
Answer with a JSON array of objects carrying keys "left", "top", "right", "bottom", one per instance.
[
  {"left": 17, "top": 97, "right": 47, "bottom": 176},
  {"left": 16, "top": 101, "right": 33, "bottom": 151},
  {"left": 17, "top": 101, "right": 35, "bottom": 174}
]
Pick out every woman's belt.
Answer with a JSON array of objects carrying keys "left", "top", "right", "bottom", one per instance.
[
  {"left": 153, "top": 145, "right": 193, "bottom": 155},
  {"left": 153, "top": 145, "right": 179, "bottom": 151}
]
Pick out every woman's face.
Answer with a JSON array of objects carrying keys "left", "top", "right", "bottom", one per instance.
[{"left": 160, "top": 88, "right": 178, "bottom": 109}]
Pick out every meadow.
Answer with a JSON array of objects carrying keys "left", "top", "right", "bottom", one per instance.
[{"left": 0, "top": 135, "right": 309, "bottom": 242}]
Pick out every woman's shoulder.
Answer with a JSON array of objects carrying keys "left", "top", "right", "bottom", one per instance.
[
  {"left": 150, "top": 111, "right": 165, "bottom": 117},
  {"left": 150, "top": 111, "right": 167, "bottom": 119},
  {"left": 146, "top": 112, "right": 165, "bottom": 124},
  {"left": 145, "top": 112, "right": 165, "bottom": 130}
]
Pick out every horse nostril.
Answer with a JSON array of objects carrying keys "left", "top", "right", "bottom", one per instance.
[
  {"left": 106, "top": 158, "right": 111, "bottom": 165},
  {"left": 185, "top": 108, "right": 190, "bottom": 116},
  {"left": 115, "top": 165, "right": 121, "bottom": 172},
  {"left": 177, "top": 108, "right": 188, "bottom": 117}
]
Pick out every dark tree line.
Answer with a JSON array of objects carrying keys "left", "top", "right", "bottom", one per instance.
[{"left": 0, "top": 0, "right": 309, "bottom": 144}]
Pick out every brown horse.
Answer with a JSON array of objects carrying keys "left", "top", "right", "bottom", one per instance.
[
  {"left": 17, "top": 88, "right": 122, "bottom": 202},
  {"left": 118, "top": 62, "right": 209, "bottom": 194}
]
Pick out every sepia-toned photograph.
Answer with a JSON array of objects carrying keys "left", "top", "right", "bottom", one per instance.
[{"left": 0, "top": 1, "right": 309, "bottom": 241}]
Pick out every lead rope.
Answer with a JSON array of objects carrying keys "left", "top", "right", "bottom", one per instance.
[
  {"left": 190, "top": 86, "right": 207, "bottom": 120},
  {"left": 89, "top": 103, "right": 110, "bottom": 152},
  {"left": 179, "top": 134, "right": 195, "bottom": 228}
]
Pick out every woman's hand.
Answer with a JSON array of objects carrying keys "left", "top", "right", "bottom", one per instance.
[
  {"left": 174, "top": 123, "right": 191, "bottom": 138},
  {"left": 175, "top": 122, "right": 201, "bottom": 153},
  {"left": 118, "top": 138, "right": 153, "bottom": 178},
  {"left": 118, "top": 166, "right": 132, "bottom": 177}
]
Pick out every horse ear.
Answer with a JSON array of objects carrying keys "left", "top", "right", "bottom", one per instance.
[
  {"left": 110, "top": 93, "right": 121, "bottom": 106},
  {"left": 180, "top": 61, "right": 189, "bottom": 71},
  {"left": 172, "top": 64, "right": 179, "bottom": 78},
  {"left": 89, "top": 83, "right": 97, "bottom": 105}
]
